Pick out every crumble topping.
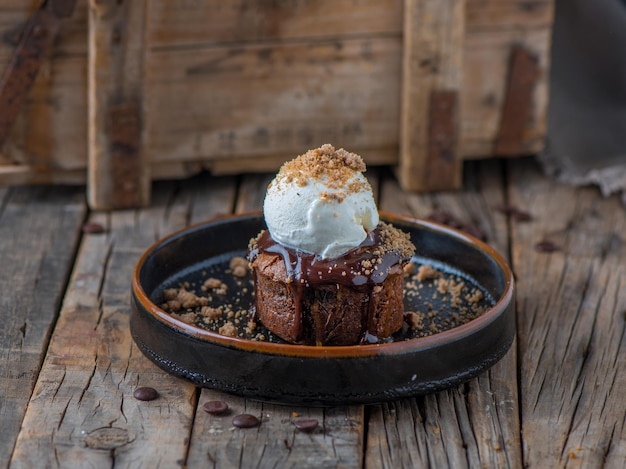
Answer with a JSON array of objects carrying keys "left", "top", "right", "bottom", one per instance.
[{"left": 268, "top": 144, "right": 372, "bottom": 203}]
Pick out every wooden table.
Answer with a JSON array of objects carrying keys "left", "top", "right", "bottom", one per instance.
[{"left": 2, "top": 158, "right": 625, "bottom": 468}]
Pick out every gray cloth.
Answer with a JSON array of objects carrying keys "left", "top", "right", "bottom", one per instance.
[{"left": 541, "top": 0, "right": 626, "bottom": 203}]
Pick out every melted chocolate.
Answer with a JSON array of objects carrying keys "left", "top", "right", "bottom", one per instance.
[
  {"left": 249, "top": 228, "right": 404, "bottom": 287},
  {"left": 249, "top": 227, "right": 409, "bottom": 344}
]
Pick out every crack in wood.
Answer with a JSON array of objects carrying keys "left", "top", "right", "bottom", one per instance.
[
  {"left": 56, "top": 395, "right": 70, "bottom": 431},
  {"left": 77, "top": 363, "right": 97, "bottom": 406}
]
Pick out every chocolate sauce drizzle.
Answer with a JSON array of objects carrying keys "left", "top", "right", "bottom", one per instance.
[{"left": 249, "top": 227, "right": 408, "bottom": 344}]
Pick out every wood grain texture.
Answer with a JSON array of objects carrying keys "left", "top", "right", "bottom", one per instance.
[
  {"left": 0, "top": 0, "right": 554, "bottom": 192},
  {"left": 188, "top": 391, "right": 364, "bottom": 469},
  {"left": 144, "top": 36, "right": 402, "bottom": 165},
  {"left": 507, "top": 159, "right": 626, "bottom": 468},
  {"left": 0, "top": 1, "right": 87, "bottom": 60},
  {"left": 0, "top": 1, "right": 87, "bottom": 169},
  {"left": 367, "top": 161, "right": 523, "bottom": 468},
  {"left": 148, "top": 0, "right": 404, "bottom": 48},
  {"left": 0, "top": 4, "right": 61, "bottom": 148},
  {"left": 88, "top": 0, "right": 149, "bottom": 209},
  {"left": 466, "top": 0, "right": 554, "bottom": 30},
  {"left": 399, "top": 0, "right": 464, "bottom": 191},
  {"left": 5, "top": 157, "right": 626, "bottom": 467},
  {"left": 0, "top": 186, "right": 86, "bottom": 467},
  {"left": 146, "top": 0, "right": 552, "bottom": 48},
  {"left": 9, "top": 180, "right": 223, "bottom": 468},
  {"left": 461, "top": 27, "right": 551, "bottom": 159},
  {"left": 495, "top": 45, "right": 541, "bottom": 156}
]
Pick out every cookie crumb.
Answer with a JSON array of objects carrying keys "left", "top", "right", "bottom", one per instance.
[
  {"left": 219, "top": 322, "right": 237, "bottom": 337},
  {"left": 203, "top": 278, "right": 228, "bottom": 295},
  {"left": 416, "top": 264, "right": 440, "bottom": 282},
  {"left": 230, "top": 256, "right": 249, "bottom": 278},
  {"left": 405, "top": 311, "right": 424, "bottom": 331},
  {"left": 403, "top": 261, "right": 417, "bottom": 276}
]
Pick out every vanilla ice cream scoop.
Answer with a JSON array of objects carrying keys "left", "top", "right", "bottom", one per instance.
[{"left": 263, "top": 144, "right": 379, "bottom": 259}]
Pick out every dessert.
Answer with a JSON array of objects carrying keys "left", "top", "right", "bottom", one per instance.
[{"left": 248, "top": 144, "right": 415, "bottom": 346}]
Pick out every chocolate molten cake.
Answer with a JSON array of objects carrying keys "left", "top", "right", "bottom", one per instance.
[{"left": 247, "top": 144, "right": 415, "bottom": 346}]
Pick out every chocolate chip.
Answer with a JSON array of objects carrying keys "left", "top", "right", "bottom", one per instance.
[
  {"left": 203, "top": 400, "right": 229, "bottom": 415},
  {"left": 133, "top": 386, "right": 158, "bottom": 401},
  {"left": 511, "top": 210, "right": 533, "bottom": 222},
  {"left": 232, "top": 414, "right": 260, "bottom": 428},
  {"left": 496, "top": 205, "right": 533, "bottom": 222},
  {"left": 535, "top": 240, "right": 560, "bottom": 252},
  {"left": 294, "top": 418, "right": 318, "bottom": 432},
  {"left": 427, "top": 211, "right": 454, "bottom": 225},
  {"left": 82, "top": 222, "right": 105, "bottom": 234}
]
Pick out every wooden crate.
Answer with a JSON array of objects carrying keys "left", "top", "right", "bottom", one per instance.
[{"left": 0, "top": 0, "right": 554, "bottom": 209}]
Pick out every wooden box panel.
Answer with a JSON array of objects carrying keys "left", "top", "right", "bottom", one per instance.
[
  {"left": 0, "top": 0, "right": 87, "bottom": 184},
  {"left": 0, "top": 0, "right": 554, "bottom": 208}
]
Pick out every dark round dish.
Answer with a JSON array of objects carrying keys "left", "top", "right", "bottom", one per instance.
[{"left": 130, "top": 212, "right": 515, "bottom": 405}]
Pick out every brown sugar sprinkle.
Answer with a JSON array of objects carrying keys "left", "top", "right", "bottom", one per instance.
[
  {"left": 229, "top": 256, "right": 249, "bottom": 278},
  {"left": 219, "top": 322, "right": 237, "bottom": 337},
  {"left": 377, "top": 222, "right": 415, "bottom": 259},
  {"left": 416, "top": 264, "right": 440, "bottom": 282},
  {"left": 405, "top": 311, "right": 424, "bottom": 330},
  {"left": 403, "top": 264, "right": 488, "bottom": 335},
  {"left": 269, "top": 144, "right": 372, "bottom": 201},
  {"left": 403, "top": 261, "right": 417, "bottom": 276},
  {"left": 466, "top": 289, "right": 483, "bottom": 304},
  {"left": 162, "top": 288, "right": 208, "bottom": 310},
  {"left": 202, "top": 278, "right": 228, "bottom": 294},
  {"left": 200, "top": 305, "right": 223, "bottom": 322}
]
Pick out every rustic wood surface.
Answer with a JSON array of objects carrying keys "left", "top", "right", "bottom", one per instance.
[
  {"left": 88, "top": 0, "right": 150, "bottom": 209},
  {"left": 400, "top": 0, "right": 465, "bottom": 191},
  {"left": 2, "top": 157, "right": 625, "bottom": 468},
  {"left": 0, "top": 0, "right": 553, "bottom": 193}
]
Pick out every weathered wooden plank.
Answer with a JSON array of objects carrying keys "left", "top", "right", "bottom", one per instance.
[
  {"left": 148, "top": 0, "right": 404, "bottom": 48},
  {"left": 0, "top": 55, "right": 87, "bottom": 172},
  {"left": 0, "top": 0, "right": 87, "bottom": 60},
  {"left": 399, "top": 0, "right": 465, "bottom": 191},
  {"left": 0, "top": 186, "right": 86, "bottom": 467},
  {"left": 144, "top": 37, "right": 402, "bottom": 165},
  {"left": 461, "top": 28, "right": 551, "bottom": 159},
  {"left": 366, "top": 161, "right": 522, "bottom": 468},
  {"left": 494, "top": 45, "right": 541, "bottom": 156},
  {"left": 140, "top": 24, "right": 551, "bottom": 175},
  {"left": 88, "top": 0, "right": 149, "bottom": 209},
  {"left": 0, "top": 0, "right": 553, "bottom": 191},
  {"left": 0, "top": 2, "right": 62, "bottom": 150},
  {"left": 0, "top": 1, "right": 87, "bottom": 170},
  {"left": 188, "top": 391, "right": 364, "bottom": 469},
  {"left": 507, "top": 159, "right": 626, "bottom": 467},
  {"left": 9, "top": 177, "right": 236, "bottom": 467},
  {"left": 466, "top": 0, "right": 554, "bottom": 30},
  {"left": 146, "top": 0, "right": 551, "bottom": 49}
]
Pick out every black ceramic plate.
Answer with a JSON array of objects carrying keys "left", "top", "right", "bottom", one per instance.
[{"left": 131, "top": 212, "right": 515, "bottom": 405}]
